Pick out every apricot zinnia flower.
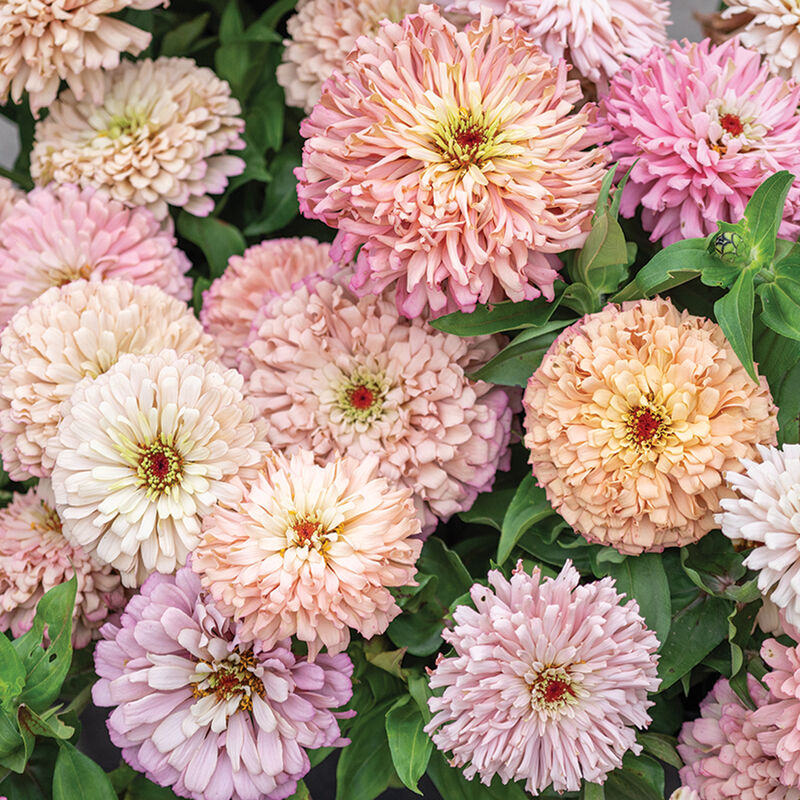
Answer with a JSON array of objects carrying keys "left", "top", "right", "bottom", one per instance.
[
  {"left": 30, "top": 58, "right": 245, "bottom": 220},
  {"left": 48, "top": 351, "right": 269, "bottom": 587},
  {"left": 193, "top": 449, "right": 422, "bottom": 659},
  {"left": 93, "top": 566, "right": 353, "bottom": 800},
  {"left": 678, "top": 675, "right": 793, "bottom": 800},
  {"left": 0, "top": 481, "right": 126, "bottom": 648},
  {"left": 0, "top": 184, "right": 191, "bottom": 328},
  {"left": 0, "top": 0, "right": 167, "bottom": 114},
  {"left": 446, "top": 0, "right": 669, "bottom": 89},
  {"left": 599, "top": 38, "right": 800, "bottom": 245},
  {"left": 201, "top": 238, "right": 332, "bottom": 368},
  {"left": 239, "top": 277, "right": 515, "bottom": 534},
  {"left": 523, "top": 298, "right": 778, "bottom": 554},
  {"left": 425, "top": 561, "right": 660, "bottom": 795},
  {"left": 297, "top": 5, "right": 608, "bottom": 317}
]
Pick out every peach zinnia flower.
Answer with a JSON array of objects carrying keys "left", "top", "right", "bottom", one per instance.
[
  {"left": 239, "top": 277, "right": 515, "bottom": 534},
  {"left": 296, "top": 5, "right": 608, "bottom": 317},
  {"left": 523, "top": 298, "right": 778, "bottom": 554},
  {"left": 201, "top": 238, "right": 331, "bottom": 368},
  {"left": 0, "top": 481, "right": 126, "bottom": 648},
  {"left": 48, "top": 351, "right": 269, "bottom": 587},
  {"left": 0, "top": 0, "right": 167, "bottom": 114},
  {"left": 30, "top": 58, "right": 245, "bottom": 220},
  {"left": 0, "top": 184, "right": 191, "bottom": 328},
  {"left": 193, "top": 449, "right": 422, "bottom": 659},
  {"left": 0, "top": 280, "right": 218, "bottom": 481}
]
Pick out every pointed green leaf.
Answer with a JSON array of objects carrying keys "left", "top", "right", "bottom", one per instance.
[
  {"left": 714, "top": 269, "right": 757, "bottom": 380},
  {"left": 758, "top": 273, "right": 800, "bottom": 341},
  {"left": 636, "top": 732, "right": 682, "bottom": 769},
  {"left": 581, "top": 783, "right": 605, "bottom": 800},
  {"left": 743, "top": 170, "right": 795, "bottom": 266},
  {"left": 0, "top": 635, "right": 25, "bottom": 711},
  {"left": 52, "top": 742, "right": 116, "bottom": 800},
  {"left": 498, "top": 475, "right": 554, "bottom": 564},
  {"left": 176, "top": 213, "right": 245, "bottom": 279},
  {"left": 385, "top": 697, "right": 432, "bottom": 794}
]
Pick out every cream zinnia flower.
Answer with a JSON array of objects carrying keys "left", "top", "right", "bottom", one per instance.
[
  {"left": 48, "top": 351, "right": 269, "bottom": 587},
  {"left": 31, "top": 57, "right": 245, "bottom": 220},
  {"left": 0, "top": 280, "right": 219, "bottom": 481},
  {"left": 0, "top": 0, "right": 167, "bottom": 114}
]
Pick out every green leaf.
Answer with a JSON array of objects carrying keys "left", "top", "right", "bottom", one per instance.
[
  {"left": 656, "top": 593, "right": 731, "bottom": 691},
  {"left": 17, "top": 706, "right": 73, "bottom": 741},
  {"left": 52, "top": 742, "right": 116, "bottom": 800},
  {"left": 758, "top": 269, "right": 800, "bottom": 342},
  {"left": 572, "top": 212, "right": 629, "bottom": 295},
  {"left": 245, "top": 83, "right": 285, "bottom": 153},
  {"left": 417, "top": 538, "right": 473, "bottom": 607},
  {"left": 386, "top": 604, "right": 445, "bottom": 657},
  {"left": 0, "top": 710, "right": 24, "bottom": 759},
  {"left": 406, "top": 672, "right": 433, "bottom": 723},
  {"left": 603, "top": 754, "right": 663, "bottom": 800},
  {"left": 177, "top": 214, "right": 245, "bottom": 279},
  {"left": 219, "top": 0, "right": 244, "bottom": 43},
  {"left": 244, "top": 149, "right": 300, "bottom": 236},
  {"left": 385, "top": 697, "right": 432, "bottom": 794},
  {"left": 471, "top": 328, "right": 563, "bottom": 387},
  {"left": 0, "top": 635, "right": 25, "bottom": 711},
  {"left": 287, "top": 781, "right": 311, "bottom": 800},
  {"left": 743, "top": 170, "right": 795, "bottom": 267},
  {"left": 581, "top": 783, "right": 605, "bottom": 800},
  {"left": 427, "top": 750, "right": 531, "bottom": 799},
  {"left": 14, "top": 577, "right": 77, "bottom": 713},
  {"left": 603, "top": 554, "right": 671, "bottom": 649},
  {"left": 754, "top": 322, "right": 800, "bottom": 444},
  {"left": 159, "top": 12, "right": 211, "bottom": 56},
  {"left": 636, "top": 732, "right": 682, "bottom": 769},
  {"left": 363, "top": 640, "right": 406, "bottom": 679},
  {"left": 498, "top": 475, "right": 554, "bottom": 564},
  {"left": 714, "top": 269, "right": 757, "bottom": 380},
  {"left": 192, "top": 276, "right": 211, "bottom": 317},
  {"left": 458, "top": 487, "right": 516, "bottom": 531},
  {"left": 254, "top": 0, "right": 300, "bottom": 29},
  {"left": 336, "top": 700, "right": 396, "bottom": 800}
]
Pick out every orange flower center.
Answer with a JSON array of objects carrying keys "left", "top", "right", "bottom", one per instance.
[
  {"left": 191, "top": 649, "right": 265, "bottom": 713},
  {"left": 624, "top": 401, "right": 670, "bottom": 454},
  {"left": 720, "top": 113, "right": 744, "bottom": 136},
  {"left": 137, "top": 439, "right": 184, "bottom": 492}
]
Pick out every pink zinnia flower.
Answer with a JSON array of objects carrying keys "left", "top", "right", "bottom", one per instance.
[
  {"left": 446, "top": 0, "right": 669, "bottom": 89},
  {"left": 598, "top": 38, "right": 800, "bottom": 245},
  {"left": 30, "top": 58, "right": 245, "bottom": 220},
  {"left": 751, "top": 639, "right": 800, "bottom": 789},
  {"left": 679, "top": 673, "right": 798, "bottom": 799},
  {"left": 296, "top": 5, "right": 608, "bottom": 317},
  {"left": 193, "top": 449, "right": 422, "bottom": 659},
  {"left": 0, "top": 184, "right": 191, "bottom": 329},
  {"left": 0, "top": 178, "right": 22, "bottom": 223},
  {"left": 523, "top": 297, "right": 778, "bottom": 554},
  {"left": 48, "top": 351, "right": 269, "bottom": 587},
  {"left": 93, "top": 565, "right": 353, "bottom": 800},
  {"left": 425, "top": 561, "right": 660, "bottom": 795},
  {"left": 239, "top": 277, "right": 515, "bottom": 534},
  {"left": 0, "top": 481, "right": 126, "bottom": 648},
  {"left": 0, "top": 280, "right": 219, "bottom": 481},
  {"left": 201, "top": 238, "right": 332, "bottom": 368},
  {"left": 0, "top": 0, "right": 167, "bottom": 114}
]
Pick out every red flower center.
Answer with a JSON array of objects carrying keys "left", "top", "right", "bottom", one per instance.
[
  {"left": 632, "top": 409, "right": 662, "bottom": 445},
  {"left": 625, "top": 402, "right": 670, "bottom": 453},
  {"left": 137, "top": 440, "right": 183, "bottom": 492},
  {"left": 456, "top": 126, "right": 486, "bottom": 152},
  {"left": 542, "top": 678, "right": 573, "bottom": 705},
  {"left": 292, "top": 519, "right": 321, "bottom": 545},
  {"left": 720, "top": 113, "right": 744, "bottom": 136},
  {"left": 148, "top": 452, "right": 171, "bottom": 479},
  {"left": 349, "top": 385, "right": 375, "bottom": 410}
]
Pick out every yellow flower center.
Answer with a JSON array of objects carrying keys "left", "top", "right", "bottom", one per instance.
[
  {"left": 190, "top": 649, "right": 265, "bottom": 713},
  {"left": 102, "top": 110, "right": 149, "bottom": 140},
  {"left": 433, "top": 106, "right": 500, "bottom": 170},
  {"left": 137, "top": 437, "right": 184, "bottom": 493},
  {"left": 623, "top": 400, "right": 671, "bottom": 454}
]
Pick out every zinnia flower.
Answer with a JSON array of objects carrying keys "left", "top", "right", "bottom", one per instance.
[
  {"left": 0, "top": 481, "right": 126, "bottom": 648},
  {"left": 523, "top": 297, "right": 778, "bottom": 554},
  {"left": 193, "top": 449, "right": 422, "bottom": 659},
  {"left": 0, "top": 280, "right": 219, "bottom": 481},
  {"left": 296, "top": 5, "right": 608, "bottom": 317},
  {"left": 30, "top": 57, "right": 245, "bottom": 220},
  {"left": 0, "top": 183, "right": 191, "bottom": 329},
  {"left": 0, "top": 0, "right": 167, "bottom": 114},
  {"left": 719, "top": 444, "right": 800, "bottom": 632},
  {"left": 277, "top": 0, "right": 422, "bottom": 112},
  {"left": 238, "top": 277, "right": 515, "bottom": 534},
  {"left": 0, "top": 177, "right": 22, "bottom": 223},
  {"left": 751, "top": 639, "right": 800, "bottom": 789},
  {"left": 425, "top": 561, "right": 660, "bottom": 795},
  {"left": 201, "top": 238, "right": 331, "bottom": 368},
  {"left": 598, "top": 38, "right": 800, "bottom": 245},
  {"left": 446, "top": 0, "right": 669, "bottom": 89},
  {"left": 678, "top": 674, "right": 794, "bottom": 800},
  {"left": 670, "top": 790, "right": 702, "bottom": 800},
  {"left": 93, "top": 565, "right": 353, "bottom": 800},
  {"left": 48, "top": 351, "right": 269, "bottom": 587}
]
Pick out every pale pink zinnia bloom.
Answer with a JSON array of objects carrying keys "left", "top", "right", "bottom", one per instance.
[
  {"left": 425, "top": 561, "right": 660, "bottom": 795},
  {"left": 0, "top": 178, "right": 22, "bottom": 224},
  {"left": 201, "top": 238, "right": 332, "bottom": 368},
  {"left": 678, "top": 674, "right": 795, "bottom": 800},
  {"left": 722, "top": 1, "right": 800, "bottom": 83},
  {"left": 48, "top": 351, "right": 269, "bottom": 587},
  {"left": 296, "top": 5, "right": 608, "bottom": 318},
  {"left": 446, "top": 0, "right": 669, "bottom": 89},
  {"left": 0, "top": 280, "right": 219, "bottom": 481},
  {"left": 523, "top": 298, "right": 779, "bottom": 554},
  {"left": 193, "top": 449, "right": 422, "bottom": 659},
  {"left": 751, "top": 639, "right": 800, "bottom": 790},
  {"left": 719, "top": 444, "right": 800, "bottom": 632},
  {"left": 0, "top": 481, "right": 126, "bottom": 648},
  {"left": 30, "top": 58, "right": 245, "bottom": 220},
  {"left": 0, "top": 0, "right": 167, "bottom": 114},
  {"left": 239, "top": 277, "right": 515, "bottom": 534},
  {"left": 93, "top": 566, "right": 353, "bottom": 800},
  {"left": 599, "top": 38, "right": 800, "bottom": 245},
  {"left": 0, "top": 184, "right": 191, "bottom": 329},
  {"left": 277, "top": 0, "right": 423, "bottom": 112}
]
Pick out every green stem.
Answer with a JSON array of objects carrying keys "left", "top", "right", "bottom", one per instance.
[{"left": 0, "top": 165, "right": 33, "bottom": 190}]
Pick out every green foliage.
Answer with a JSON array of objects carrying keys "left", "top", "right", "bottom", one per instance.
[{"left": 385, "top": 696, "right": 433, "bottom": 794}]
